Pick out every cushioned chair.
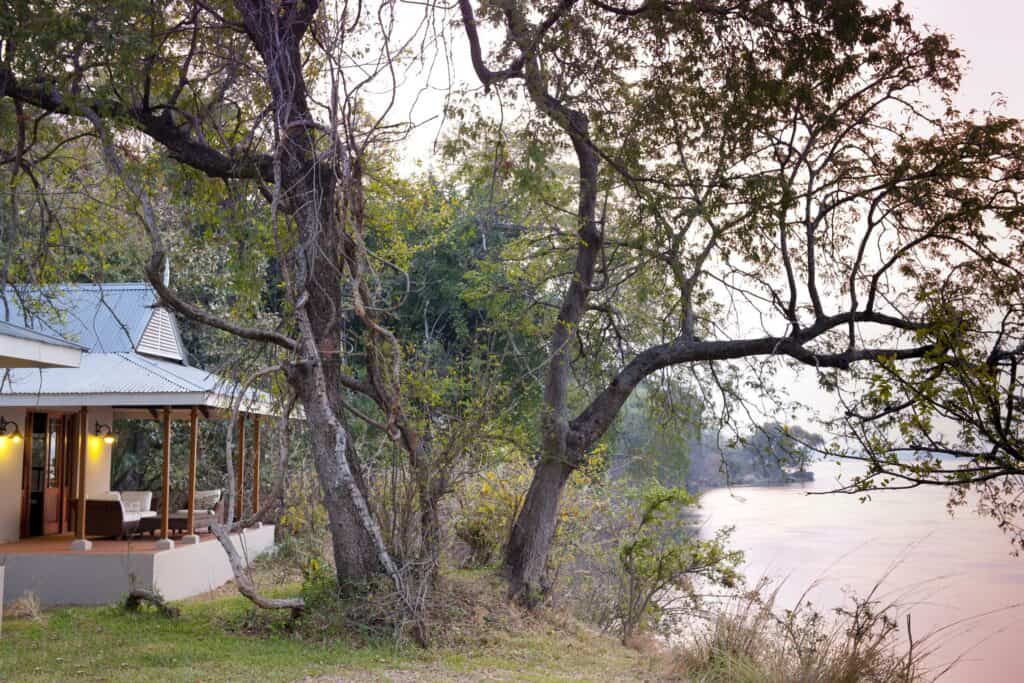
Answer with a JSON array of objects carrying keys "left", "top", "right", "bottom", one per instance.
[
  {"left": 161, "top": 489, "right": 226, "bottom": 535},
  {"left": 85, "top": 491, "right": 157, "bottom": 539},
  {"left": 120, "top": 490, "right": 158, "bottom": 520}
]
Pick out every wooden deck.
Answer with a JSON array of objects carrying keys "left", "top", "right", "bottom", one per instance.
[{"left": 0, "top": 532, "right": 222, "bottom": 555}]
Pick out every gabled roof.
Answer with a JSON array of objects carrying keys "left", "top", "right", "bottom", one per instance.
[
  {"left": 2, "top": 283, "right": 186, "bottom": 363},
  {"left": 0, "top": 352, "right": 272, "bottom": 415},
  {"left": 0, "top": 283, "right": 282, "bottom": 417},
  {"left": 0, "top": 320, "right": 85, "bottom": 369}
]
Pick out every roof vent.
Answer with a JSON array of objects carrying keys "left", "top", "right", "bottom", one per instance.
[{"left": 136, "top": 307, "right": 183, "bottom": 361}]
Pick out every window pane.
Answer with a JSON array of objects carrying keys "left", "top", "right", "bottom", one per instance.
[
  {"left": 48, "top": 417, "right": 60, "bottom": 488},
  {"left": 30, "top": 413, "right": 47, "bottom": 492}
]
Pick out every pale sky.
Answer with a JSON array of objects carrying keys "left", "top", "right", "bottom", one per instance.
[
  {"left": 392, "top": 1, "right": 1024, "bottom": 168},
  {"left": 899, "top": 0, "right": 1023, "bottom": 117}
]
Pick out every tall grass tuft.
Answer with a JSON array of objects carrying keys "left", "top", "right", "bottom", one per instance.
[{"left": 669, "top": 579, "right": 943, "bottom": 683}]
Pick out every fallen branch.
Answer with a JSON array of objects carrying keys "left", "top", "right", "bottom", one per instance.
[{"left": 209, "top": 523, "right": 305, "bottom": 618}]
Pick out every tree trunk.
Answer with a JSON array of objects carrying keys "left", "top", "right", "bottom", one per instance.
[
  {"left": 503, "top": 456, "right": 574, "bottom": 604},
  {"left": 287, "top": 364, "right": 383, "bottom": 584}
]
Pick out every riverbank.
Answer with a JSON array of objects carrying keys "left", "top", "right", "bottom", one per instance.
[{"left": 688, "top": 468, "right": 814, "bottom": 492}]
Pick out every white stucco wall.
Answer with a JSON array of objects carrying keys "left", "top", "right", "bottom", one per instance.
[
  {"left": 85, "top": 406, "right": 113, "bottom": 496},
  {"left": 1, "top": 526, "right": 276, "bottom": 606},
  {"left": 0, "top": 408, "right": 26, "bottom": 543},
  {"left": 153, "top": 525, "right": 276, "bottom": 601},
  {"left": 0, "top": 407, "right": 114, "bottom": 543}
]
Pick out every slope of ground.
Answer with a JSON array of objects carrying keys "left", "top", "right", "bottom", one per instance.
[{"left": 0, "top": 572, "right": 655, "bottom": 683}]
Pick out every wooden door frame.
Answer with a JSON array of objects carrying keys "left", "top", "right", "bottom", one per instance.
[
  {"left": 19, "top": 411, "right": 33, "bottom": 539},
  {"left": 59, "top": 414, "right": 75, "bottom": 533},
  {"left": 19, "top": 411, "right": 79, "bottom": 537}
]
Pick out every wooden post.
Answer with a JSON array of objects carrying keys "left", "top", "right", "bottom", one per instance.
[
  {"left": 235, "top": 413, "right": 246, "bottom": 521},
  {"left": 160, "top": 408, "right": 171, "bottom": 540},
  {"left": 252, "top": 415, "right": 261, "bottom": 515},
  {"left": 186, "top": 407, "right": 199, "bottom": 535},
  {"left": 75, "top": 407, "right": 88, "bottom": 540}
]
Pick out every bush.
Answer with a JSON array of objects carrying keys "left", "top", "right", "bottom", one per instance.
[
  {"left": 268, "top": 461, "right": 330, "bottom": 577},
  {"left": 453, "top": 464, "right": 531, "bottom": 568},
  {"left": 278, "top": 464, "right": 329, "bottom": 541},
  {"left": 616, "top": 484, "right": 742, "bottom": 639},
  {"left": 562, "top": 481, "right": 742, "bottom": 640}
]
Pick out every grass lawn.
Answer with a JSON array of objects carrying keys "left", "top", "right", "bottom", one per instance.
[{"left": 0, "top": 578, "right": 652, "bottom": 682}]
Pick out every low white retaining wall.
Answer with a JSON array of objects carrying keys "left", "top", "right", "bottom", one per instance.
[{"left": 0, "top": 525, "right": 275, "bottom": 607}]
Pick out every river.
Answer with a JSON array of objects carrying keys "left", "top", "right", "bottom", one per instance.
[{"left": 697, "top": 460, "right": 1024, "bottom": 682}]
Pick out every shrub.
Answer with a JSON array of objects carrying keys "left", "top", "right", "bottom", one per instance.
[
  {"left": 616, "top": 483, "right": 742, "bottom": 639},
  {"left": 453, "top": 464, "right": 531, "bottom": 568},
  {"left": 558, "top": 479, "right": 743, "bottom": 640}
]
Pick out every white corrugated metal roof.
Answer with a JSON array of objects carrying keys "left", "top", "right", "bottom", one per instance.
[
  {"left": 0, "top": 284, "right": 281, "bottom": 416},
  {"left": 0, "top": 320, "right": 85, "bottom": 350},
  {"left": 0, "top": 352, "right": 273, "bottom": 413},
  {"left": 2, "top": 283, "right": 185, "bottom": 361}
]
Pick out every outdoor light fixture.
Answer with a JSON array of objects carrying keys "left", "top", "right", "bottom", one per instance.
[
  {"left": 0, "top": 417, "right": 23, "bottom": 443},
  {"left": 95, "top": 421, "right": 116, "bottom": 444}
]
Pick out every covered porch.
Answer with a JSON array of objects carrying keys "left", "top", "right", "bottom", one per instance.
[
  {"left": 0, "top": 283, "right": 283, "bottom": 606},
  {"left": 0, "top": 400, "right": 277, "bottom": 607},
  {"left": 1, "top": 398, "right": 273, "bottom": 549}
]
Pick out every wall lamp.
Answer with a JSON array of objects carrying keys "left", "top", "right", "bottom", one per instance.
[
  {"left": 94, "top": 421, "right": 116, "bottom": 444},
  {"left": 0, "top": 417, "right": 23, "bottom": 443}
]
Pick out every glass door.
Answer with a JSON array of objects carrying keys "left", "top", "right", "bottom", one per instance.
[
  {"left": 21, "top": 412, "right": 76, "bottom": 537},
  {"left": 26, "top": 413, "right": 48, "bottom": 536}
]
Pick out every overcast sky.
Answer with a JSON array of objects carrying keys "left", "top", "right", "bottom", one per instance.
[{"left": 899, "top": 0, "right": 1022, "bottom": 116}]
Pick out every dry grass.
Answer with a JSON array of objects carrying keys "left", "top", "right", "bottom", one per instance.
[
  {"left": 664, "top": 579, "right": 945, "bottom": 683},
  {"left": 4, "top": 591, "right": 44, "bottom": 623}
]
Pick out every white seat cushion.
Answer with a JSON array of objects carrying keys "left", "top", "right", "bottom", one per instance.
[
  {"left": 119, "top": 490, "right": 153, "bottom": 514},
  {"left": 194, "top": 489, "right": 222, "bottom": 510},
  {"left": 122, "top": 512, "right": 143, "bottom": 523},
  {"left": 137, "top": 510, "right": 158, "bottom": 519}
]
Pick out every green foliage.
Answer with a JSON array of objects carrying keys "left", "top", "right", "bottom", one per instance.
[
  {"left": 453, "top": 464, "right": 531, "bottom": 568},
  {"left": 615, "top": 483, "right": 742, "bottom": 639},
  {"left": 556, "top": 476, "right": 742, "bottom": 640}
]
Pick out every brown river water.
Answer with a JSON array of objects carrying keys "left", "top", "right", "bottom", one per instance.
[{"left": 697, "top": 461, "right": 1024, "bottom": 682}]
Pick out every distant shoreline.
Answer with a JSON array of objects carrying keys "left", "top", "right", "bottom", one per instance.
[{"left": 689, "top": 469, "right": 814, "bottom": 494}]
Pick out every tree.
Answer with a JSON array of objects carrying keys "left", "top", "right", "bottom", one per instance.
[
  {"left": 455, "top": 0, "right": 1024, "bottom": 601},
  {"left": 0, "top": 0, "right": 434, "bottom": 609}
]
